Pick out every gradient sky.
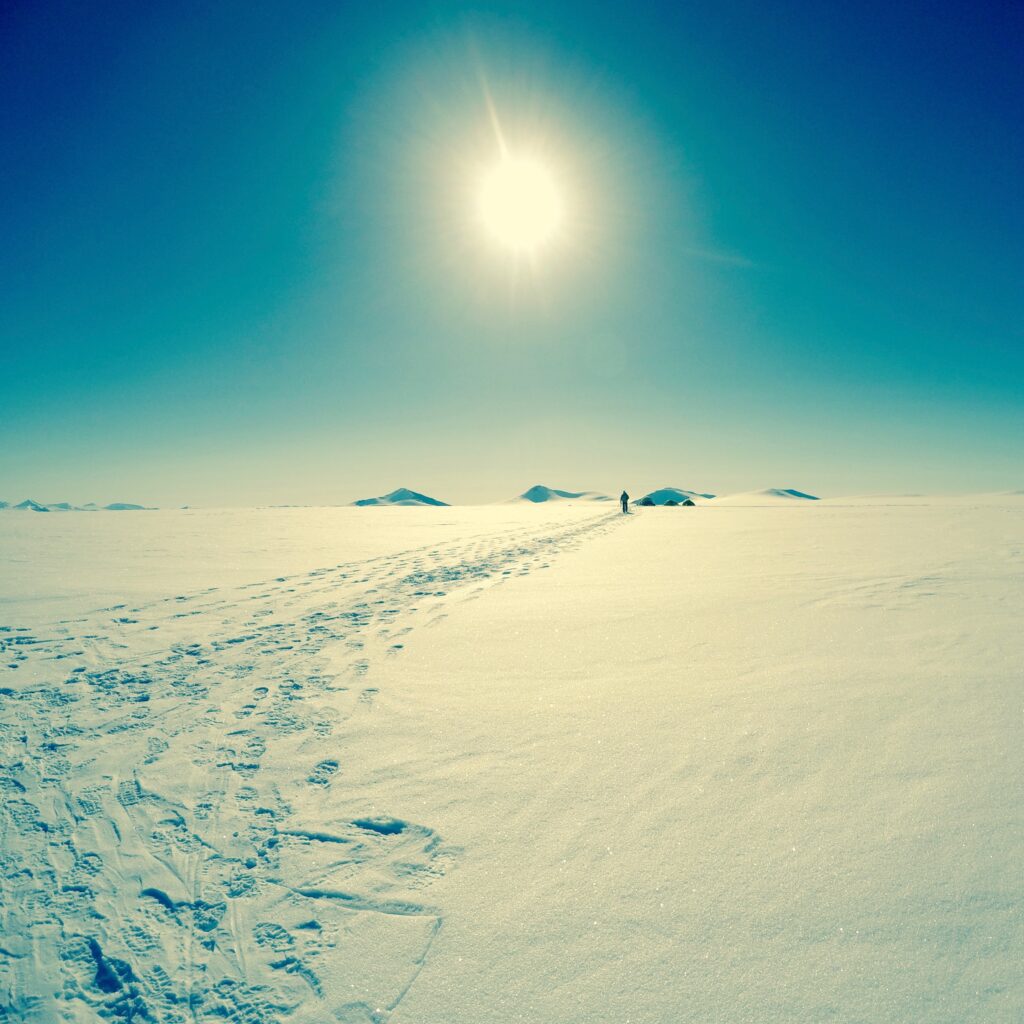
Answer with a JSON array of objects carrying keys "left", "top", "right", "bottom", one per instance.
[{"left": 2, "top": 0, "right": 1021, "bottom": 505}]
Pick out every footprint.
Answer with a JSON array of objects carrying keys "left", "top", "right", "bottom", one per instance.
[
  {"left": 307, "top": 759, "right": 339, "bottom": 787},
  {"left": 253, "top": 921, "right": 294, "bottom": 952}
]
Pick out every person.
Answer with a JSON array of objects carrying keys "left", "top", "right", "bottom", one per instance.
[{"left": 620, "top": 490, "right": 629, "bottom": 514}]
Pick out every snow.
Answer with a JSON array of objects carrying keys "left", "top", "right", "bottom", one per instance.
[
  {"left": 0, "top": 506, "right": 572, "bottom": 628},
  {"left": 352, "top": 488, "right": 449, "bottom": 507},
  {"left": 1, "top": 498, "right": 1021, "bottom": 1023},
  {"left": 514, "top": 484, "right": 613, "bottom": 503},
  {"left": 712, "top": 487, "right": 820, "bottom": 504}
]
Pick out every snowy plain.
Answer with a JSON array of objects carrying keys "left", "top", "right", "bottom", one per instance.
[{"left": 1, "top": 498, "right": 1021, "bottom": 1023}]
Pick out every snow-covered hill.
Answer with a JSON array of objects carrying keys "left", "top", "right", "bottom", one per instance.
[
  {"left": 635, "top": 486, "right": 715, "bottom": 505},
  {"left": 514, "top": 485, "right": 613, "bottom": 503},
  {"left": 712, "top": 487, "right": 820, "bottom": 505},
  {"left": 352, "top": 487, "right": 449, "bottom": 507}
]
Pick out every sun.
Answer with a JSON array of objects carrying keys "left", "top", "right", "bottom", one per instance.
[{"left": 477, "top": 157, "right": 563, "bottom": 253}]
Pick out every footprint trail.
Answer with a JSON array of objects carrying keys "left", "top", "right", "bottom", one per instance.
[{"left": 0, "top": 510, "right": 625, "bottom": 1022}]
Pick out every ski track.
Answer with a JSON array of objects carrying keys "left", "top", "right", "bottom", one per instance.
[{"left": 0, "top": 511, "right": 625, "bottom": 1023}]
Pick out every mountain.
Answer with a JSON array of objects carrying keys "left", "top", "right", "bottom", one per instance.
[
  {"left": 635, "top": 487, "right": 716, "bottom": 506},
  {"left": 514, "top": 485, "right": 613, "bottom": 503},
  {"left": 352, "top": 488, "right": 449, "bottom": 507},
  {"left": 2, "top": 499, "right": 152, "bottom": 512}
]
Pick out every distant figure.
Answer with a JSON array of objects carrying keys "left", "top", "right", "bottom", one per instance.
[{"left": 620, "top": 490, "right": 629, "bottom": 514}]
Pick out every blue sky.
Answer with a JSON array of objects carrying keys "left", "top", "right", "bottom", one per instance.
[{"left": 2, "top": 0, "right": 1021, "bottom": 504}]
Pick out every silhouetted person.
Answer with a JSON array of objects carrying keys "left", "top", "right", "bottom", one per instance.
[{"left": 620, "top": 490, "right": 629, "bottom": 514}]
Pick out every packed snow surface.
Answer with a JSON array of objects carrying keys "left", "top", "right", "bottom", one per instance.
[
  {"left": 352, "top": 488, "right": 448, "bottom": 507},
  {"left": 0, "top": 506, "right": 535, "bottom": 628},
  {"left": 1, "top": 499, "right": 1021, "bottom": 1023},
  {"left": 514, "top": 484, "right": 612, "bottom": 503}
]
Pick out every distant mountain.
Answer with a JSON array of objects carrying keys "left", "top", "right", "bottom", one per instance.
[
  {"left": 352, "top": 488, "right": 449, "bottom": 507},
  {"left": 1, "top": 499, "right": 153, "bottom": 512},
  {"left": 635, "top": 487, "right": 715, "bottom": 506},
  {"left": 514, "top": 485, "right": 613, "bottom": 503}
]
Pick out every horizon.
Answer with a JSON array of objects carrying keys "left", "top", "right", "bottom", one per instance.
[{"left": 4, "top": 482, "right": 1023, "bottom": 510}]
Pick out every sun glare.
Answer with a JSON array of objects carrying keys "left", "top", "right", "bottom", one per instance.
[{"left": 477, "top": 157, "right": 563, "bottom": 253}]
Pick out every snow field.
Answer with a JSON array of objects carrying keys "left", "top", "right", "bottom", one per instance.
[{"left": 1, "top": 498, "right": 1021, "bottom": 1022}]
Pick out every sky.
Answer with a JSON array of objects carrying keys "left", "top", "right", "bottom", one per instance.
[{"left": 2, "top": 0, "right": 1021, "bottom": 505}]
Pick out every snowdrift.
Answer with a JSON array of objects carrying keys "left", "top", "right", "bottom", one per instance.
[{"left": 712, "top": 488, "right": 820, "bottom": 505}]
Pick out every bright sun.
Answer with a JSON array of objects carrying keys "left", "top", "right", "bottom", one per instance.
[{"left": 477, "top": 157, "right": 563, "bottom": 253}]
